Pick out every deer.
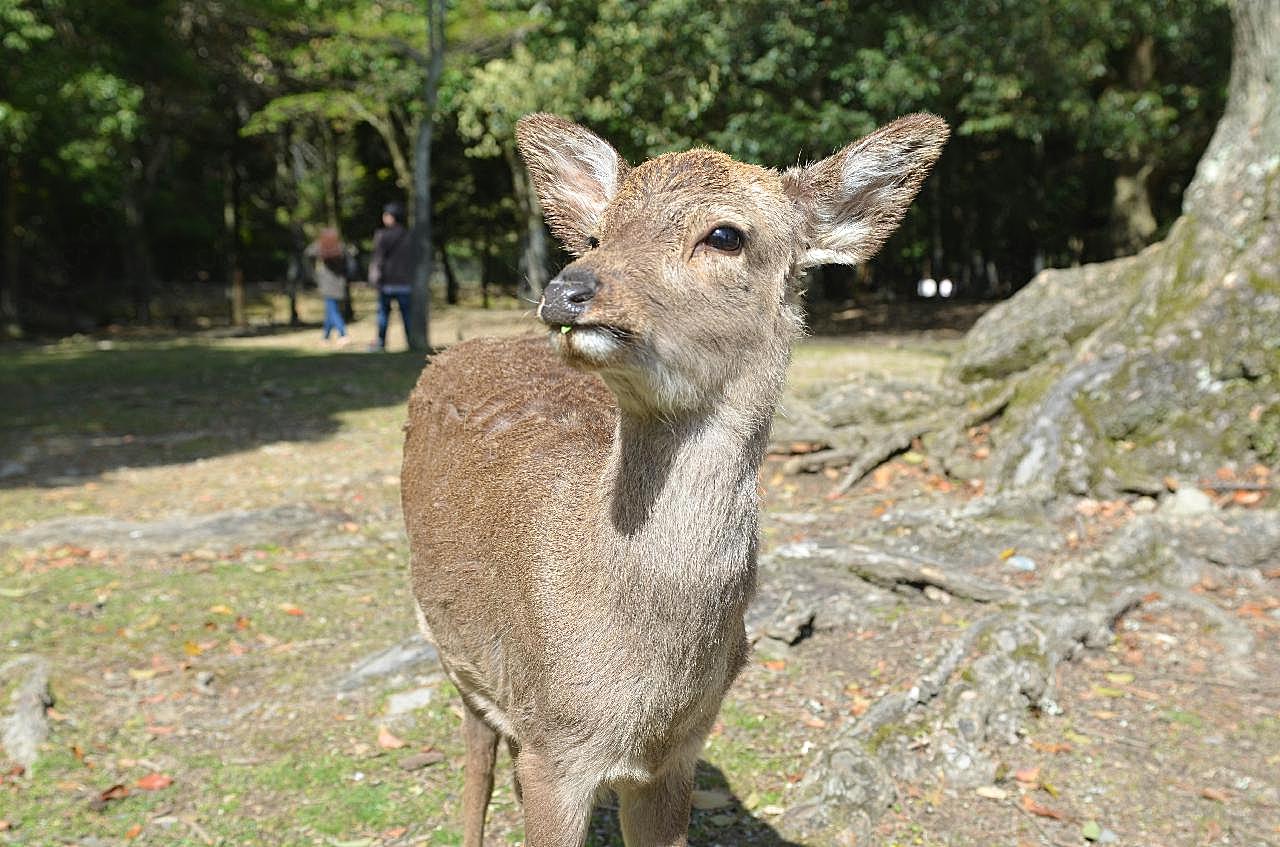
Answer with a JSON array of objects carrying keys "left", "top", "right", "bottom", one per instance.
[{"left": 401, "top": 111, "right": 948, "bottom": 846}]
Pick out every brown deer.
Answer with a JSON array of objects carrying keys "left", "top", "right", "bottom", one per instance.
[{"left": 402, "top": 112, "right": 948, "bottom": 846}]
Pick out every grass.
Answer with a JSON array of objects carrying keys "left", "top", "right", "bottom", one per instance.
[{"left": 0, "top": 311, "right": 967, "bottom": 845}]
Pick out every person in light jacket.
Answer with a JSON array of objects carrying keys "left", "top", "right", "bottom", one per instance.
[{"left": 306, "top": 227, "right": 351, "bottom": 346}]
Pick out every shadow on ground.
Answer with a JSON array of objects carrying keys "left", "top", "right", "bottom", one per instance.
[
  {"left": 0, "top": 341, "right": 428, "bottom": 488},
  {"left": 807, "top": 298, "right": 991, "bottom": 336},
  {"left": 584, "top": 762, "right": 808, "bottom": 846}
]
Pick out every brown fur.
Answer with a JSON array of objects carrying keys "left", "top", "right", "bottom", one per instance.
[{"left": 403, "top": 112, "right": 949, "bottom": 846}]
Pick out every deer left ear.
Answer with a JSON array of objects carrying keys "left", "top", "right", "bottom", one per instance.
[
  {"left": 515, "top": 113, "right": 629, "bottom": 257},
  {"left": 784, "top": 113, "right": 949, "bottom": 268}
]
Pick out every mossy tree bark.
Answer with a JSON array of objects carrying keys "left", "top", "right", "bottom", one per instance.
[{"left": 950, "top": 0, "right": 1279, "bottom": 500}]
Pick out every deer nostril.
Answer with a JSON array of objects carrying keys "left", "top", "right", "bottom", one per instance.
[{"left": 565, "top": 284, "right": 595, "bottom": 304}]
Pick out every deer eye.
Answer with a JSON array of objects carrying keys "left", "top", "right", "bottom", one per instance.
[
  {"left": 586, "top": 236, "right": 600, "bottom": 250},
  {"left": 703, "top": 226, "right": 744, "bottom": 254}
]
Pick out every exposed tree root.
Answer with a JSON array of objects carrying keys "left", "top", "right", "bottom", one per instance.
[
  {"left": 785, "top": 509, "right": 1279, "bottom": 840},
  {"left": 824, "top": 381, "right": 1015, "bottom": 495},
  {"left": 808, "top": 544, "right": 1020, "bottom": 604},
  {"left": 1, "top": 654, "right": 53, "bottom": 769}
]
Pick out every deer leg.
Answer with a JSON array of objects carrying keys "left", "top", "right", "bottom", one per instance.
[
  {"left": 616, "top": 757, "right": 695, "bottom": 847},
  {"left": 505, "top": 737, "right": 523, "bottom": 804},
  {"left": 461, "top": 705, "right": 499, "bottom": 847},
  {"left": 516, "top": 749, "right": 594, "bottom": 847}
]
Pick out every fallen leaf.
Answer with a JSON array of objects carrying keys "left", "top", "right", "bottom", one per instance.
[
  {"left": 1091, "top": 686, "right": 1127, "bottom": 698},
  {"left": 801, "top": 715, "right": 827, "bottom": 729},
  {"left": 1013, "top": 767, "right": 1040, "bottom": 784},
  {"left": 0, "top": 820, "right": 10, "bottom": 831},
  {"left": 90, "top": 783, "right": 130, "bottom": 811},
  {"left": 1081, "top": 820, "right": 1102, "bottom": 841},
  {"left": 1030, "top": 740, "right": 1072, "bottom": 754},
  {"left": 278, "top": 603, "right": 305, "bottom": 616},
  {"left": 183, "top": 640, "right": 203, "bottom": 656},
  {"left": 377, "top": 726, "right": 407, "bottom": 750},
  {"left": 999, "top": 547, "right": 1016, "bottom": 560},
  {"left": 1104, "top": 671, "right": 1134, "bottom": 685},
  {"left": 1200, "top": 787, "right": 1229, "bottom": 803},
  {"left": 146, "top": 725, "right": 176, "bottom": 736},
  {"left": 761, "top": 659, "right": 786, "bottom": 671},
  {"left": 208, "top": 604, "right": 234, "bottom": 615},
  {"left": 135, "top": 773, "right": 173, "bottom": 791},
  {"left": 125, "top": 823, "right": 143, "bottom": 839},
  {"left": 1021, "top": 795, "right": 1066, "bottom": 820},
  {"left": 382, "top": 826, "right": 408, "bottom": 839},
  {"left": 975, "top": 785, "right": 1008, "bottom": 800}
]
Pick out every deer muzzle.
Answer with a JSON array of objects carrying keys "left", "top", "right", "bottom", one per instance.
[{"left": 539, "top": 268, "right": 598, "bottom": 327}]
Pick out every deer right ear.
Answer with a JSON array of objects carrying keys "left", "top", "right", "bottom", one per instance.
[
  {"left": 515, "top": 114, "right": 628, "bottom": 256},
  {"left": 784, "top": 113, "right": 949, "bottom": 269}
]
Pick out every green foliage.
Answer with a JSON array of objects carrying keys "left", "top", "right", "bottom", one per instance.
[{"left": 0, "top": 0, "right": 1235, "bottom": 330}]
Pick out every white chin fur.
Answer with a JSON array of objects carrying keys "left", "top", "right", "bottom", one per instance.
[{"left": 564, "top": 327, "right": 620, "bottom": 362}]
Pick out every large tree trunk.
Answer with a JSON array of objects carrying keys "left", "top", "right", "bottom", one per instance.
[
  {"left": 949, "top": 0, "right": 1280, "bottom": 501},
  {"left": 408, "top": 0, "right": 445, "bottom": 352},
  {"left": 792, "top": 9, "right": 1279, "bottom": 838}
]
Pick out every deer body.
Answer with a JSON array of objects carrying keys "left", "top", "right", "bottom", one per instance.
[{"left": 403, "top": 113, "right": 948, "bottom": 846}]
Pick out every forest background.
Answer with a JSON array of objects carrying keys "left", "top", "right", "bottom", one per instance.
[{"left": 0, "top": 0, "right": 1234, "bottom": 339}]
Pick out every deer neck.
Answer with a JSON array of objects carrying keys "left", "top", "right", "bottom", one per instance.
[{"left": 595, "top": 341, "right": 790, "bottom": 588}]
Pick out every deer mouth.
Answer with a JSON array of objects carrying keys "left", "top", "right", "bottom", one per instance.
[{"left": 551, "top": 323, "right": 633, "bottom": 364}]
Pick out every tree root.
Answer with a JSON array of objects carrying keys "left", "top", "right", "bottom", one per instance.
[
  {"left": 785, "top": 509, "right": 1277, "bottom": 840},
  {"left": 825, "top": 381, "right": 1016, "bottom": 495},
  {"left": 808, "top": 544, "right": 1020, "bottom": 604},
  {"left": 1, "top": 654, "right": 53, "bottom": 769}
]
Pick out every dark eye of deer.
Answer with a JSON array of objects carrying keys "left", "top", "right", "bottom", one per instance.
[
  {"left": 704, "top": 226, "right": 743, "bottom": 253},
  {"left": 586, "top": 236, "right": 600, "bottom": 250}
]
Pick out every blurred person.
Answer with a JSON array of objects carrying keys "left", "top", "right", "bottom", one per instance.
[
  {"left": 306, "top": 227, "right": 351, "bottom": 346},
  {"left": 368, "top": 202, "right": 413, "bottom": 351}
]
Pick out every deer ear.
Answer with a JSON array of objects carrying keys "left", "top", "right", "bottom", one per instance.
[
  {"left": 784, "top": 113, "right": 949, "bottom": 268},
  {"left": 515, "top": 113, "right": 628, "bottom": 256}
]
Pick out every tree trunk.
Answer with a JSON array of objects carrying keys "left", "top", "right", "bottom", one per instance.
[
  {"left": 225, "top": 139, "right": 245, "bottom": 328},
  {"left": 948, "top": 0, "right": 1280, "bottom": 500},
  {"left": 506, "top": 145, "right": 549, "bottom": 301},
  {"left": 441, "top": 244, "right": 459, "bottom": 305},
  {"left": 1, "top": 157, "right": 20, "bottom": 336},
  {"left": 121, "top": 179, "right": 155, "bottom": 325},
  {"left": 408, "top": 0, "right": 445, "bottom": 352},
  {"left": 1109, "top": 36, "right": 1159, "bottom": 255}
]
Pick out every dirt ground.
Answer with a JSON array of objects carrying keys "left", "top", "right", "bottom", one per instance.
[{"left": 1, "top": 300, "right": 1277, "bottom": 846}]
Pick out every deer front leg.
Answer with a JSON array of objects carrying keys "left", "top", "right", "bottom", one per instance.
[
  {"left": 461, "top": 705, "right": 499, "bottom": 847},
  {"left": 516, "top": 749, "right": 595, "bottom": 847},
  {"left": 616, "top": 756, "right": 696, "bottom": 847}
]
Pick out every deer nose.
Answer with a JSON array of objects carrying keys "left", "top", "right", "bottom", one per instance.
[{"left": 539, "top": 269, "right": 598, "bottom": 326}]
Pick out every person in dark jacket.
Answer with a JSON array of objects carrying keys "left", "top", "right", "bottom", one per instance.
[{"left": 368, "top": 202, "right": 413, "bottom": 351}]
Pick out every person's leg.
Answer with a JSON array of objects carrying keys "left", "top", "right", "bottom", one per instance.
[
  {"left": 395, "top": 291, "right": 413, "bottom": 345},
  {"left": 326, "top": 297, "right": 348, "bottom": 337},
  {"left": 321, "top": 297, "right": 335, "bottom": 339},
  {"left": 373, "top": 292, "right": 391, "bottom": 350}
]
